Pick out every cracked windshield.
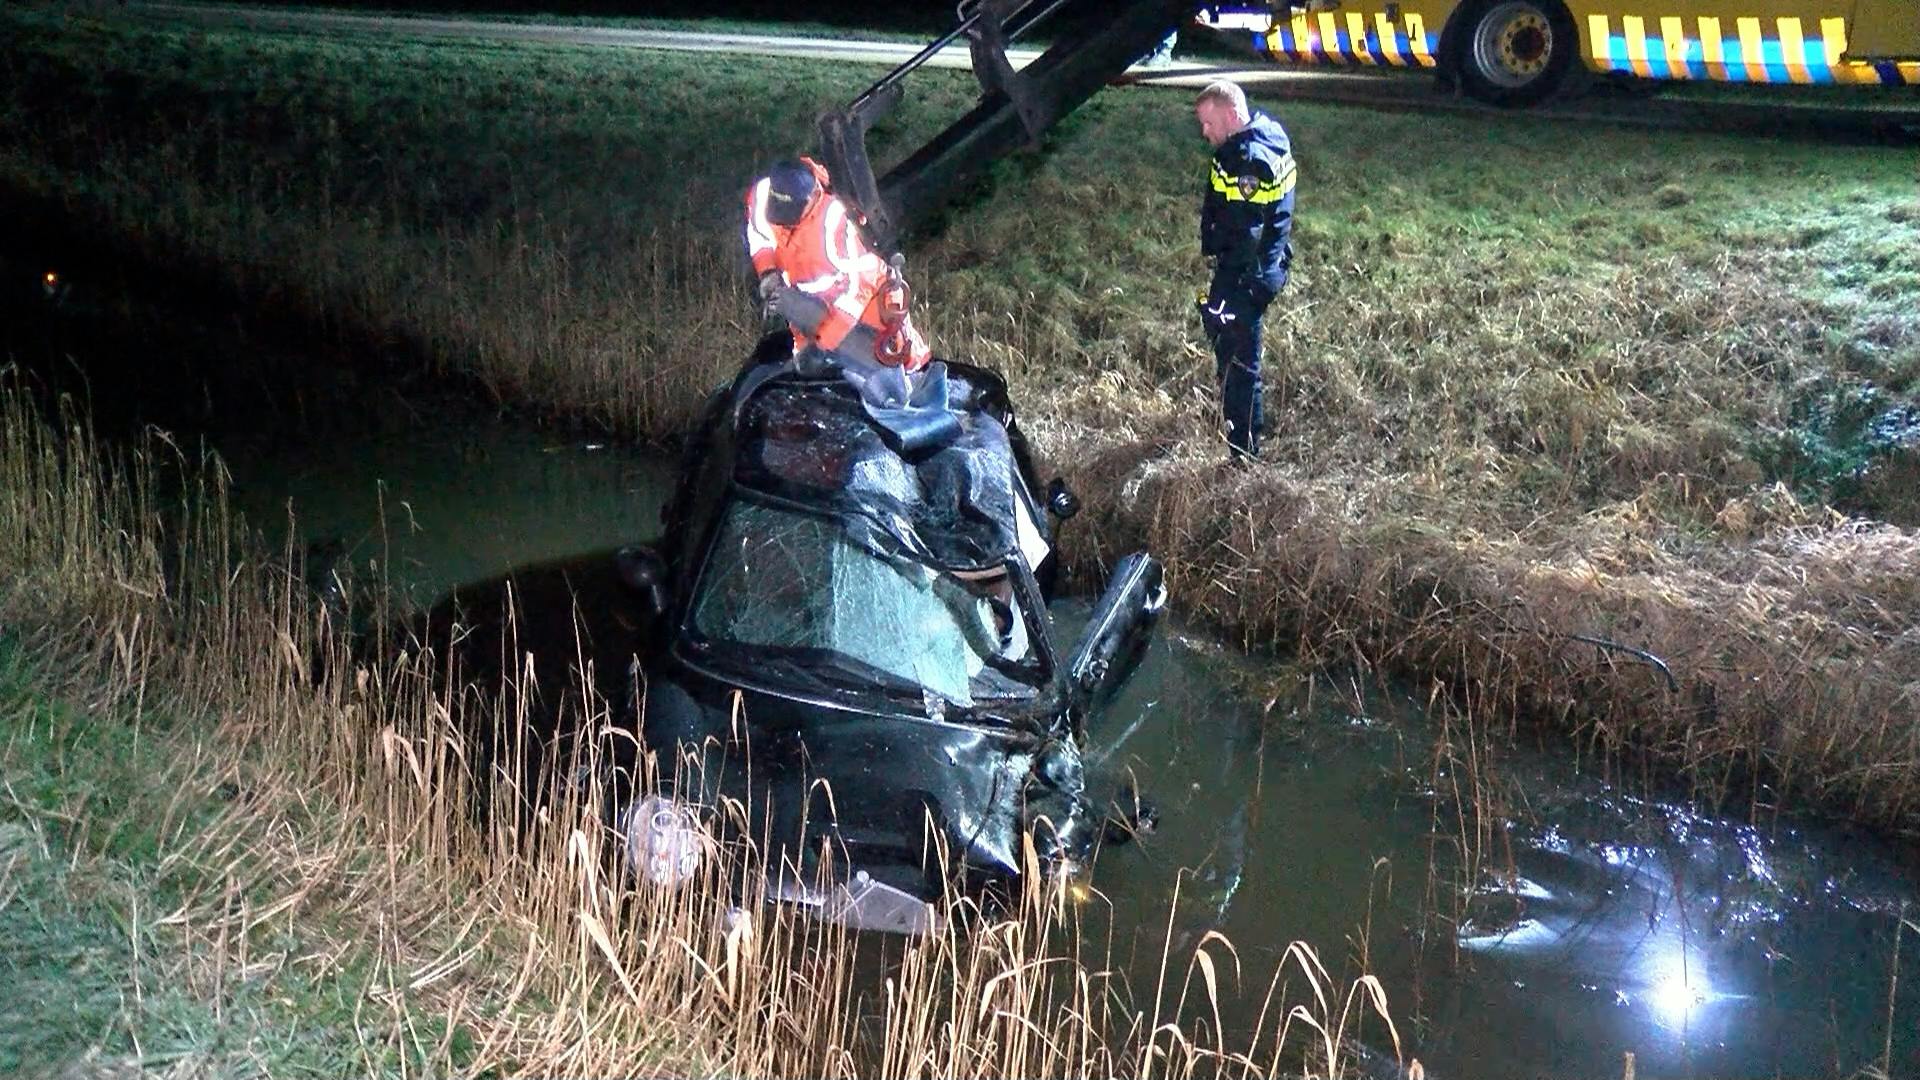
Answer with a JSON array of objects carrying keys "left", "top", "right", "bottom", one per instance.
[{"left": 690, "top": 500, "right": 1044, "bottom": 706}]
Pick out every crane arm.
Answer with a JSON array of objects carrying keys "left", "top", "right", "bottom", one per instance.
[{"left": 818, "top": 0, "right": 1193, "bottom": 256}]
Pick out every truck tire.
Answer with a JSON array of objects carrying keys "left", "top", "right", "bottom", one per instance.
[{"left": 1454, "top": 0, "right": 1577, "bottom": 107}]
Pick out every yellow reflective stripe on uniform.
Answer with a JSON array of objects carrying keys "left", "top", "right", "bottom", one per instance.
[
  {"left": 1210, "top": 160, "right": 1296, "bottom": 204},
  {"left": 1254, "top": 162, "right": 1297, "bottom": 204},
  {"left": 1210, "top": 163, "right": 1241, "bottom": 199}
]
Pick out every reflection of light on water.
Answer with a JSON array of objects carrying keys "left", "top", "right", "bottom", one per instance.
[
  {"left": 1509, "top": 875, "right": 1553, "bottom": 901},
  {"left": 1458, "top": 917, "right": 1556, "bottom": 951},
  {"left": 1645, "top": 941, "right": 1711, "bottom": 1029}
]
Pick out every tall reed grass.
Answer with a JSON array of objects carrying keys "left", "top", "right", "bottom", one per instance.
[{"left": 0, "top": 381, "right": 1408, "bottom": 1075}]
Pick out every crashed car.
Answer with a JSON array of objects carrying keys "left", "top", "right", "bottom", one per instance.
[{"left": 610, "top": 334, "right": 1166, "bottom": 932}]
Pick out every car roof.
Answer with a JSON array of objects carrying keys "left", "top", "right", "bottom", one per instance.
[{"left": 726, "top": 364, "right": 1038, "bottom": 574}]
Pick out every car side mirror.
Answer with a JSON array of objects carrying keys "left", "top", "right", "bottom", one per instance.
[
  {"left": 615, "top": 544, "right": 670, "bottom": 618},
  {"left": 1046, "top": 477, "right": 1080, "bottom": 520},
  {"left": 1066, "top": 553, "right": 1166, "bottom": 708}
]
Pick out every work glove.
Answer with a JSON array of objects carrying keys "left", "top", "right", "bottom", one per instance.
[
  {"left": 1196, "top": 288, "right": 1235, "bottom": 340},
  {"left": 757, "top": 270, "right": 785, "bottom": 320},
  {"left": 774, "top": 287, "right": 830, "bottom": 338}
]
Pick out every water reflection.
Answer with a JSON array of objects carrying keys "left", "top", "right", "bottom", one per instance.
[
  {"left": 215, "top": 407, "right": 677, "bottom": 606},
  {"left": 1076, "top": 616, "right": 1920, "bottom": 1078}
]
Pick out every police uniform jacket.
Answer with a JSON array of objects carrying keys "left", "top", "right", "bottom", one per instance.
[{"left": 1201, "top": 110, "right": 1296, "bottom": 296}]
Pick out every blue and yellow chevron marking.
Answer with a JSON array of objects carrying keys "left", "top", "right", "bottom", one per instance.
[
  {"left": 1259, "top": 12, "right": 1440, "bottom": 69},
  {"left": 1245, "top": 6, "right": 1917, "bottom": 86},
  {"left": 1585, "top": 13, "right": 1919, "bottom": 85}
]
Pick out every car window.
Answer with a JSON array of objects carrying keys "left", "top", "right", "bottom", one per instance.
[{"left": 688, "top": 500, "right": 1044, "bottom": 707}]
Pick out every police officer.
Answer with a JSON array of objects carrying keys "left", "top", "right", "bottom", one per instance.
[{"left": 1194, "top": 80, "right": 1295, "bottom": 462}]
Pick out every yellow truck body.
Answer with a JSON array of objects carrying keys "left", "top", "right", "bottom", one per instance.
[{"left": 1201, "top": 0, "right": 1920, "bottom": 85}]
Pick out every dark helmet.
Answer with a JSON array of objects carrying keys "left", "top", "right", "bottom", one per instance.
[{"left": 763, "top": 158, "right": 817, "bottom": 226}]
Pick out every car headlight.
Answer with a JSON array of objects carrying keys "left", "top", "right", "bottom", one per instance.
[{"left": 621, "top": 796, "right": 708, "bottom": 886}]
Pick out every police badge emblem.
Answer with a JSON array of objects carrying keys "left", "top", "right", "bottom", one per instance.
[{"left": 1238, "top": 174, "right": 1261, "bottom": 199}]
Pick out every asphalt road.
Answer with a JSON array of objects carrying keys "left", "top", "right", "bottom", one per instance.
[
  {"left": 90, "top": 1, "right": 1457, "bottom": 97},
  {"left": 102, "top": 1, "right": 1920, "bottom": 143}
]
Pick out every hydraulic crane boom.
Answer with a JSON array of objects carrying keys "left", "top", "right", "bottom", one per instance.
[{"left": 818, "top": 0, "right": 1191, "bottom": 256}]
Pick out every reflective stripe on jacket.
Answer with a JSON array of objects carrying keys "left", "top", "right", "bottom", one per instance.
[
  {"left": 1200, "top": 110, "right": 1296, "bottom": 288},
  {"left": 743, "top": 159, "right": 902, "bottom": 356}
]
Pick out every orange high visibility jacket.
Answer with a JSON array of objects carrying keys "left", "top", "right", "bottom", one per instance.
[{"left": 744, "top": 159, "right": 929, "bottom": 369}]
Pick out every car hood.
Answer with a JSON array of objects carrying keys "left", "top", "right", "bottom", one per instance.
[{"left": 642, "top": 670, "right": 1089, "bottom": 890}]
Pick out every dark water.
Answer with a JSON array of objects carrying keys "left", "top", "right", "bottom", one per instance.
[
  {"left": 215, "top": 412, "right": 678, "bottom": 609},
  {"left": 1074, "top": 618, "right": 1920, "bottom": 1077},
  {"left": 210, "top": 401, "right": 1920, "bottom": 1079}
]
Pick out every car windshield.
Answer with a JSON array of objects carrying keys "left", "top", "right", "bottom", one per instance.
[{"left": 687, "top": 499, "right": 1047, "bottom": 707}]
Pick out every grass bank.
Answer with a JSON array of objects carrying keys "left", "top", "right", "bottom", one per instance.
[
  {"left": 2, "top": 4, "right": 1919, "bottom": 832},
  {"left": 0, "top": 382, "right": 1399, "bottom": 1075}
]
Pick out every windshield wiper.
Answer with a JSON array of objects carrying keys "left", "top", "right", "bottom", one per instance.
[
  {"left": 806, "top": 651, "right": 926, "bottom": 698},
  {"left": 696, "top": 642, "right": 923, "bottom": 702},
  {"left": 685, "top": 639, "right": 843, "bottom": 699}
]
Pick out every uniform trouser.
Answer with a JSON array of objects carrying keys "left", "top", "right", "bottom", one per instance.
[{"left": 1203, "top": 274, "right": 1278, "bottom": 460}]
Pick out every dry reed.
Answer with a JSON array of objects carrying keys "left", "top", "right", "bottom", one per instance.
[{"left": 0, "top": 380, "right": 1409, "bottom": 1076}]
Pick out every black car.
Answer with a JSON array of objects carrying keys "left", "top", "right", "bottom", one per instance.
[{"left": 610, "top": 335, "right": 1166, "bottom": 932}]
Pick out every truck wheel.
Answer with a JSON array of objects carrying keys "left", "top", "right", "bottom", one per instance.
[{"left": 1455, "top": 0, "right": 1576, "bottom": 107}]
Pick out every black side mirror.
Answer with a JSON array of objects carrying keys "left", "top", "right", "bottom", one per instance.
[
  {"left": 1046, "top": 477, "right": 1080, "bottom": 520},
  {"left": 615, "top": 544, "right": 671, "bottom": 618},
  {"left": 1066, "top": 552, "right": 1166, "bottom": 708}
]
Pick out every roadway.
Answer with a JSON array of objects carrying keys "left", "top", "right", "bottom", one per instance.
[{"left": 100, "top": 1, "right": 1920, "bottom": 144}]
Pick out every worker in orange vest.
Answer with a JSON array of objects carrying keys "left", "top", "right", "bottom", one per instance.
[{"left": 744, "top": 157, "right": 931, "bottom": 371}]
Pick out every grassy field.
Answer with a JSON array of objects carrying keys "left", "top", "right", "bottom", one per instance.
[{"left": 1, "top": 1, "right": 1918, "bottom": 837}]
